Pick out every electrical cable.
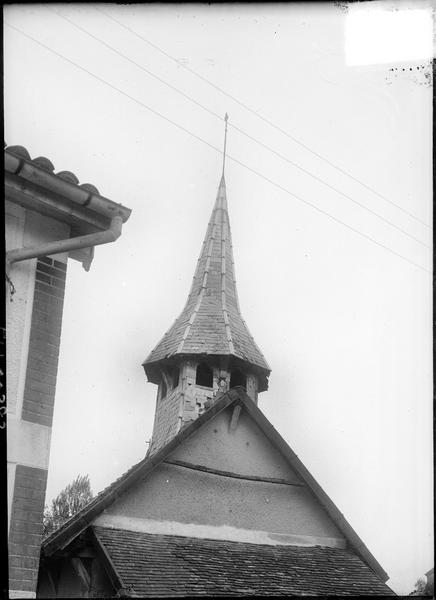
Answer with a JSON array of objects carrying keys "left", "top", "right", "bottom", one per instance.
[
  {"left": 50, "top": 8, "right": 430, "bottom": 249},
  {"left": 96, "top": 6, "right": 430, "bottom": 229},
  {"left": 5, "top": 21, "right": 430, "bottom": 275}
]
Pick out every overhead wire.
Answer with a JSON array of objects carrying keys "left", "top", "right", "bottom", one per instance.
[
  {"left": 5, "top": 21, "right": 430, "bottom": 275},
  {"left": 48, "top": 7, "right": 430, "bottom": 250},
  {"left": 96, "top": 5, "right": 430, "bottom": 229}
]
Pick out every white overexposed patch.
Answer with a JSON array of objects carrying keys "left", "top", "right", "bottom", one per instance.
[
  {"left": 94, "top": 513, "right": 346, "bottom": 548},
  {"left": 345, "top": 2, "right": 434, "bottom": 66}
]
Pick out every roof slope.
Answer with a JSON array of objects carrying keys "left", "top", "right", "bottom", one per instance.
[
  {"left": 93, "top": 527, "right": 394, "bottom": 597},
  {"left": 41, "top": 388, "right": 389, "bottom": 584},
  {"left": 143, "top": 176, "right": 270, "bottom": 379}
]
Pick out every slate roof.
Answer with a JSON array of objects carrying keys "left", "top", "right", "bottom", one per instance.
[
  {"left": 93, "top": 527, "right": 395, "bottom": 597},
  {"left": 143, "top": 176, "right": 270, "bottom": 386},
  {"left": 41, "top": 388, "right": 389, "bottom": 587}
]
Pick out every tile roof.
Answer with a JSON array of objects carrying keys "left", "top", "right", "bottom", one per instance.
[
  {"left": 143, "top": 176, "right": 270, "bottom": 384},
  {"left": 5, "top": 143, "right": 101, "bottom": 194},
  {"left": 93, "top": 527, "right": 395, "bottom": 597},
  {"left": 4, "top": 142, "right": 131, "bottom": 225}
]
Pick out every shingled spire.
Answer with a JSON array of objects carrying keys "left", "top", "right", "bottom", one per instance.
[{"left": 143, "top": 117, "right": 270, "bottom": 452}]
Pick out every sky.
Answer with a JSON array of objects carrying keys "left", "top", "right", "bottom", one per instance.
[{"left": 4, "top": 2, "right": 433, "bottom": 595}]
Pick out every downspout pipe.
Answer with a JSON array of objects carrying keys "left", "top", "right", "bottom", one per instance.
[{"left": 6, "top": 216, "right": 123, "bottom": 272}]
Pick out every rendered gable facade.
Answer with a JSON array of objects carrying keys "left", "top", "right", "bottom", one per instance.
[
  {"left": 96, "top": 403, "right": 345, "bottom": 547},
  {"left": 37, "top": 390, "right": 393, "bottom": 597}
]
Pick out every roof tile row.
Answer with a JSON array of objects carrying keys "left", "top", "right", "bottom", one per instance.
[
  {"left": 94, "top": 527, "right": 395, "bottom": 597},
  {"left": 5, "top": 143, "right": 100, "bottom": 195}
]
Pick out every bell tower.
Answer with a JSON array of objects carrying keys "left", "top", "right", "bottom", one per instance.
[{"left": 143, "top": 117, "right": 270, "bottom": 453}]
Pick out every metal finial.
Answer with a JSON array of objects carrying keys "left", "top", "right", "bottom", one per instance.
[{"left": 222, "top": 113, "right": 229, "bottom": 176}]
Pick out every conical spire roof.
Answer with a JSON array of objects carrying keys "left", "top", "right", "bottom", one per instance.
[{"left": 143, "top": 175, "right": 270, "bottom": 389}]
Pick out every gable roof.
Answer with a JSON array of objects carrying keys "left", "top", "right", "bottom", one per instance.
[
  {"left": 91, "top": 527, "right": 394, "bottom": 597},
  {"left": 142, "top": 176, "right": 270, "bottom": 389},
  {"left": 41, "top": 388, "right": 388, "bottom": 583}
]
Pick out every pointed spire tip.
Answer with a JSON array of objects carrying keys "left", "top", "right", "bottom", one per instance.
[{"left": 222, "top": 113, "right": 229, "bottom": 177}]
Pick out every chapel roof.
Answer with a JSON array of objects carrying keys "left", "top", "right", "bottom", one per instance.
[
  {"left": 92, "top": 526, "right": 394, "bottom": 597},
  {"left": 142, "top": 176, "right": 270, "bottom": 388},
  {"left": 41, "top": 388, "right": 389, "bottom": 585}
]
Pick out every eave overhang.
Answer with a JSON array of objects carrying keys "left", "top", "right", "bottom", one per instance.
[
  {"left": 5, "top": 144, "right": 131, "bottom": 236},
  {"left": 142, "top": 353, "right": 270, "bottom": 392}
]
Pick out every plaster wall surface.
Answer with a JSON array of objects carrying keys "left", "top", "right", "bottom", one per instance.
[
  {"left": 7, "top": 419, "right": 51, "bottom": 470},
  {"left": 9, "top": 591, "right": 35, "bottom": 599},
  {"left": 6, "top": 201, "right": 34, "bottom": 418},
  {"left": 172, "top": 406, "right": 302, "bottom": 480},
  {"left": 94, "top": 513, "right": 346, "bottom": 548},
  {"left": 106, "top": 408, "right": 343, "bottom": 541},
  {"left": 107, "top": 462, "right": 342, "bottom": 539},
  {"left": 182, "top": 384, "right": 214, "bottom": 421}
]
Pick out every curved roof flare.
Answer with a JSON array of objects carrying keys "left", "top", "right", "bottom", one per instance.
[{"left": 143, "top": 176, "right": 270, "bottom": 388}]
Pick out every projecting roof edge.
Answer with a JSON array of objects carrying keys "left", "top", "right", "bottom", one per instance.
[
  {"left": 239, "top": 397, "right": 390, "bottom": 583},
  {"left": 5, "top": 144, "right": 131, "bottom": 225},
  {"left": 142, "top": 350, "right": 271, "bottom": 374},
  {"left": 41, "top": 388, "right": 388, "bottom": 584},
  {"left": 89, "top": 527, "right": 130, "bottom": 597}
]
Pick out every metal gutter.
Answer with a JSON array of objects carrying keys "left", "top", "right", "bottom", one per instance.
[
  {"left": 6, "top": 216, "right": 123, "bottom": 272},
  {"left": 5, "top": 146, "right": 132, "bottom": 271}
]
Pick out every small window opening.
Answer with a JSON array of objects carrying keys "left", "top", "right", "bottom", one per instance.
[
  {"left": 196, "top": 362, "right": 213, "bottom": 388},
  {"left": 160, "top": 378, "right": 168, "bottom": 399},
  {"left": 230, "top": 369, "right": 247, "bottom": 390},
  {"left": 171, "top": 366, "right": 180, "bottom": 389}
]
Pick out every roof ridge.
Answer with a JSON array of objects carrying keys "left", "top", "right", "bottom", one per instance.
[
  {"left": 219, "top": 181, "right": 235, "bottom": 355},
  {"left": 176, "top": 214, "right": 218, "bottom": 354}
]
